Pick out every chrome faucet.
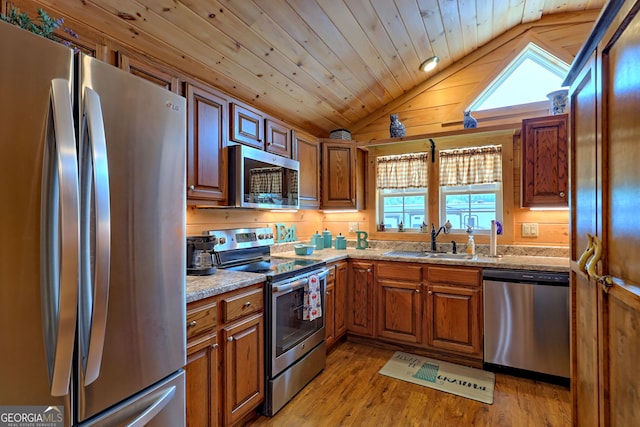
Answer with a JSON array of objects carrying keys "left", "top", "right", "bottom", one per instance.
[{"left": 430, "top": 222, "right": 450, "bottom": 251}]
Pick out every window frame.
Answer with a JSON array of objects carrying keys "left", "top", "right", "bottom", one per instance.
[
  {"left": 438, "top": 182, "right": 503, "bottom": 234},
  {"left": 377, "top": 187, "right": 428, "bottom": 231}
]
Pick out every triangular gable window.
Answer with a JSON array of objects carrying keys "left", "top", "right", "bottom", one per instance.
[{"left": 469, "top": 43, "right": 569, "bottom": 111}]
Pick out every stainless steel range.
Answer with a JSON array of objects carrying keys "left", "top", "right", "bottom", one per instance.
[{"left": 205, "top": 227, "right": 329, "bottom": 416}]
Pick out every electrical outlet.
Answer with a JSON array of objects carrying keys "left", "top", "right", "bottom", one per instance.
[
  {"left": 522, "top": 223, "right": 539, "bottom": 237},
  {"left": 348, "top": 222, "right": 359, "bottom": 232}
]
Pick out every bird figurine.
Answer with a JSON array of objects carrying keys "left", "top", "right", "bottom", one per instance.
[
  {"left": 463, "top": 111, "right": 478, "bottom": 129},
  {"left": 389, "top": 114, "right": 406, "bottom": 138}
]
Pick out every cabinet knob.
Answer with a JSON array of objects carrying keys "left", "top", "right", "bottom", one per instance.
[
  {"left": 367, "top": 269, "right": 371, "bottom": 272},
  {"left": 243, "top": 301, "right": 251, "bottom": 308},
  {"left": 228, "top": 336, "right": 234, "bottom": 342},
  {"left": 189, "top": 185, "right": 195, "bottom": 191},
  {"left": 416, "top": 289, "right": 421, "bottom": 293},
  {"left": 188, "top": 320, "right": 197, "bottom": 328},
  {"left": 559, "top": 191, "right": 565, "bottom": 197},
  {"left": 428, "top": 290, "right": 433, "bottom": 295},
  {"left": 212, "top": 343, "right": 218, "bottom": 350}
]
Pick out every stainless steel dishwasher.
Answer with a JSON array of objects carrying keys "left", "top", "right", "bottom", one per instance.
[{"left": 483, "top": 269, "right": 570, "bottom": 380}]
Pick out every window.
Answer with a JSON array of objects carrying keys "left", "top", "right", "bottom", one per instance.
[
  {"left": 376, "top": 153, "right": 428, "bottom": 230},
  {"left": 439, "top": 145, "right": 502, "bottom": 232},
  {"left": 468, "top": 43, "right": 569, "bottom": 111}
]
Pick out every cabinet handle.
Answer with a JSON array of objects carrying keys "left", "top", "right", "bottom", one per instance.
[
  {"left": 367, "top": 269, "right": 371, "bottom": 272},
  {"left": 428, "top": 290, "right": 432, "bottom": 295},
  {"left": 243, "top": 301, "right": 251, "bottom": 308},
  {"left": 228, "top": 336, "right": 234, "bottom": 342},
  {"left": 586, "top": 234, "right": 602, "bottom": 280},
  {"left": 189, "top": 184, "right": 195, "bottom": 191},
  {"left": 577, "top": 233, "right": 595, "bottom": 274},
  {"left": 212, "top": 343, "right": 218, "bottom": 350},
  {"left": 559, "top": 191, "right": 565, "bottom": 197},
  {"left": 188, "top": 320, "right": 197, "bottom": 328},
  {"left": 415, "top": 289, "right": 421, "bottom": 293}
]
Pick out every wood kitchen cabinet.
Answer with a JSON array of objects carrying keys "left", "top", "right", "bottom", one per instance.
[
  {"left": 185, "top": 284, "right": 264, "bottom": 427},
  {"left": 425, "top": 266, "right": 482, "bottom": 358},
  {"left": 186, "top": 83, "right": 229, "bottom": 205},
  {"left": 376, "top": 262, "right": 423, "bottom": 345},
  {"left": 293, "top": 130, "right": 321, "bottom": 209},
  {"left": 117, "top": 51, "right": 181, "bottom": 94},
  {"left": 347, "top": 260, "right": 375, "bottom": 337},
  {"left": 321, "top": 140, "right": 359, "bottom": 209},
  {"left": 521, "top": 114, "right": 568, "bottom": 207},
  {"left": 565, "top": 2, "right": 640, "bottom": 425},
  {"left": 265, "top": 117, "right": 292, "bottom": 157},
  {"left": 186, "top": 300, "right": 220, "bottom": 427},
  {"left": 230, "top": 102, "right": 264, "bottom": 150},
  {"left": 325, "top": 260, "right": 348, "bottom": 349}
]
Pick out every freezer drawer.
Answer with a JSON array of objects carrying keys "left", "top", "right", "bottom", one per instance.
[
  {"left": 483, "top": 272, "right": 569, "bottom": 379},
  {"left": 78, "top": 370, "right": 185, "bottom": 426}
]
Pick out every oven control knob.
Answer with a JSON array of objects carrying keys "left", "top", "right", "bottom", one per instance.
[
  {"left": 258, "top": 234, "right": 265, "bottom": 240},
  {"left": 218, "top": 237, "right": 226, "bottom": 244},
  {"left": 269, "top": 233, "right": 274, "bottom": 239}
]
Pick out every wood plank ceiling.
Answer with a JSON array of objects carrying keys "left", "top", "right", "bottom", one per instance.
[{"left": 35, "top": 0, "right": 605, "bottom": 137}]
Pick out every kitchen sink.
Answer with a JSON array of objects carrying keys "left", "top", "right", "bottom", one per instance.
[
  {"left": 383, "top": 250, "right": 429, "bottom": 257},
  {"left": 426, "top": 253, "right": 474, "bottom": 260},
  {"left": 382, "top": 250, "right": 474, "bottom": 260}
]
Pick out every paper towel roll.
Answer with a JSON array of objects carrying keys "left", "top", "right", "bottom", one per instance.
[{"left": 490, "top": 220, "right": 498, "bottom": 257}]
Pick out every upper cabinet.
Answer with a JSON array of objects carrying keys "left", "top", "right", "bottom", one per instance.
[
  {"left": 186, "top": 83, "right": 229, "bottom": 205},
  {"left": 265, "top": 117, "right": 292, "bottom": 158},
  {"left": 230, "top": 102, "right": 264, "bottom": 150},
  {"left": 521, "top": 114, "right": 568, "bottom": 207},
  {"left": 321, "top": 140, "right": 365, "bottom": 210},
  {"left": 293, "top": 130, "right": 320, "bottom": 209},
  {"left": 117, "top": 52, "right": 181, "bottom": 94}
]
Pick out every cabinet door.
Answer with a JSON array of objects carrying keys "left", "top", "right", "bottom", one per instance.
[
  {"left": 186, "top": 84, "right": 228, "bottom": 203},
  {"left": 222, "top": 313, "right": 264, "bottom": 426},
  {"left": 265, "top": 118, "right": 292, "bottom": 157},
  {"left": 521, "top": 114, "right": 568, "bottom": 207},
  {"left": 293, "top": 130, "right": 321, "bottom": 209},
  {"left": 347, "top": 261, "right": 375, "bottom": 337},
  {"left": 426, "top": 285, "right": 481, "bottom": 357},
  {"left": 569, "top": 53, "right": 600, "bottom": 427},
  {"left": 117, "top": 52, "right": 180, "bottom": 93},
  {"left": 377, "top": 279, "right": 422, "bottom": 344},
  {"left": 325, "top": 281, "right": 335, "bottom": 348},
  {"left": 376, "top": 263, "right": 422, "bottom": 344},
  {"left": 230, "top": 103, "right": 264, "bottom": 149},
  {"left": 186, "top": 334, "right": 219, "bottom": 427},
  {"left": 321, "top": 141, "right": 357, "bottom": 209},
  {"left": 334, "top": 261, "right": 348, "bottom": 338}
]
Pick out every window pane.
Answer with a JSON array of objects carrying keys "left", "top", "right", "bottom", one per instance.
[
  {"left": 444, "top": 192, "right": 496, "bottom": 230},
  {"left": 381, "top": 193, "right": 426, "bottom": 229}
]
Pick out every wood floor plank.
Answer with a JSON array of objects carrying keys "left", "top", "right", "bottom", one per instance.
[{"left": 246, "top": 340, "right": 570, "bottom": 426}]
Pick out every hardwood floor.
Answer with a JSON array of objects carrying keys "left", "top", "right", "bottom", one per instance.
[{"left": 246, "top": 340, "right": 570, "bottom": 427}]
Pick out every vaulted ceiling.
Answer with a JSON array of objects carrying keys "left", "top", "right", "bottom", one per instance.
[{"left": 34, "top": 0, "right": 605, "bottom": 136}]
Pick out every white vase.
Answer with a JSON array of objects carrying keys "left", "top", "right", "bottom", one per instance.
[{"left": 547, "top": 89, "right": 569, "bottom": 115}]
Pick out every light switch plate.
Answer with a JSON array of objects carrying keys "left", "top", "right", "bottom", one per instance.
[
  {"left": 348, "top": 222, "right": 359, "bottom": 232},
  {"left": 522, "top": 223, "right": 539, "bottom": 237}
]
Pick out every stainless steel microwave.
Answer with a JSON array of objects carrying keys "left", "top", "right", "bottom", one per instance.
[{"left": 228, "top": 144, "right": 300, "bottom": 209}]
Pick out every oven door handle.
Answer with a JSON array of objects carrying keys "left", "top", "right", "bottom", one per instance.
[
  {"left": 273, "top": 278, "right": 308, "bottom": 293},
  {"left": 272, "top": 268, "right": 330, "bottom": 293}
]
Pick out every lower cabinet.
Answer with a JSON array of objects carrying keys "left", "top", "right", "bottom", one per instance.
[
  {"left": 185, "top": 284, "right": 264, "bottom": 427},
  {"left": 325, "top": 260, "right": 348, "bottom": 349},
  {"left": 425, "top": 266, "right": 483, "bottom": 358},
  {"left": 347, "top": 260, "right": 375, "bottom": 337}
]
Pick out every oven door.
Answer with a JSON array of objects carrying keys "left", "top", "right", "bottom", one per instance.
[{"left": 270, "top": 269, "right": 327, "bottom": 377}]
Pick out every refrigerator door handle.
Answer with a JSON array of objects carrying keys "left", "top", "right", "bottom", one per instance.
[
  {"left": 42, "top": 78, "right": 79, "bottom": 396},
  {"left": 126, "top": 385, "right": 176, "bottom": 427},
  {"left": 80, "top": 87, "right": 111, "bottom": 385}
]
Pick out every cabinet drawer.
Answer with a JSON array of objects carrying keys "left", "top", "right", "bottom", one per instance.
[
  {"left": 377, "top": 262, "right": 422, "bottom": 281},
  {"left": 186, "top": 301, "right": 217, "bottom": 340},
  {"left": 326, "top": 265, "right": 336, "bottom": 283},
  {"left": 427, "top": 266, "right": 481, "bottom": 287},
  {"left": 222, "top": 288, "right": 263, "bottom": 323}
]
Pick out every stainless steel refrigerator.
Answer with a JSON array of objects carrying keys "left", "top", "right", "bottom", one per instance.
[{"left": 0, "top": 20, "right": 186, "bottom": 426}]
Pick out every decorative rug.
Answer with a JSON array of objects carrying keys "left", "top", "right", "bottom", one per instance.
[{"left": 378, "top": 351, "right": 495, "bottom": 404}]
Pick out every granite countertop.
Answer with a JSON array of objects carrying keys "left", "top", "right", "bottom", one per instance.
[
  {"left": 186, "top": 270, "right": 266, "bottom": 303},
  {"left": 274, "top": 248, "right": 570, "bottom": 272},
  {"left": 186, "top": 246, "right": 570, "bottom": 304}
]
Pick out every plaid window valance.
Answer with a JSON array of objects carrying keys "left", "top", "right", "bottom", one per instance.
[
  {"left": 439, "top": 145, "right": 502, "bottom": 187},
  {"left": 376, "top": 152, "right": 429, "bottom": 189}
]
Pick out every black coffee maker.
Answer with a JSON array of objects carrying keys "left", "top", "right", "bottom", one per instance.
[{"left": 186, "top": 235, "right": 219, "bottom": 276}]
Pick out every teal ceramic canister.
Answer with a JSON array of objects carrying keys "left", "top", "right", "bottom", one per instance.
[
  {"left": 322, "top": 229, "right": 332, "bottom": 249},
  {"left": 311, "top": 231, "right": 324, "bottom": 250},
  {"left": 334, "top": 233, "right": 347, "bottom": 250}
]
